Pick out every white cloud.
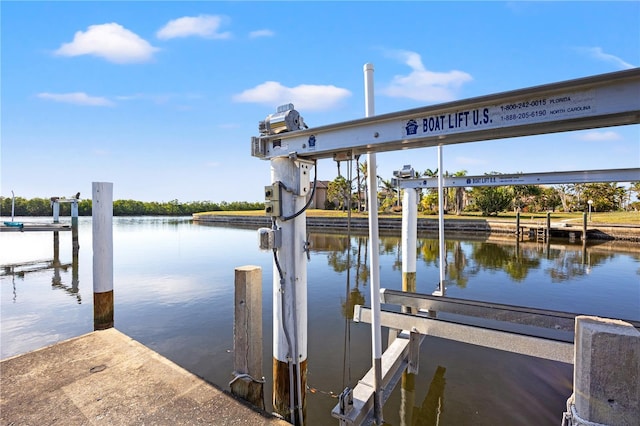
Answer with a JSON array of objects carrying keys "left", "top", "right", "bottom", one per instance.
[
  {"left": 157, "top": 15, "right": 231, "bottom": 40},
  {"left": 115, "top": 92, "right": 204, "bottom": 106},
  {"left": 232, "top": 81, "right": 351, "bottom": 111},
  {"left": 574, "top": 131, "right": 622, "bottom": 142},
  {"left": 582, "top": 47, "right": 634, "bottom": 70},
  {"left": 37, "top": 92, "right": 114, "bottom": 107},
  {"left": 381, "top": 50, "right": 473, "bottom": 102},
  {"left": 54, "top": 23, "right": 159, "bottom": 64},
  {"left": 249, "top": 29, "right": 274, "bottom": 39}
]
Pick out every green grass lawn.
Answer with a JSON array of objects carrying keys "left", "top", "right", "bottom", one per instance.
[{"left": 194, "top": 209, "right": 639, "bottom": 225}]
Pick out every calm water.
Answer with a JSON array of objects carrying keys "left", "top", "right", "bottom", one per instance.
[{"left": 1, "top": 216, "right": 639, "bottom": 425}]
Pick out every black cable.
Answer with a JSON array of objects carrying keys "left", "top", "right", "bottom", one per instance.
[{"left": 281, "top": 160, "right": 317, "bottom": 222}]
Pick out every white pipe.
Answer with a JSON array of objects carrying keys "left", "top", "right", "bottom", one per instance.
[
  {"left": 364, "top": 62, "right": 383, "bottom": 424},
  {"left": 271, "top": 158, "right": 308, "bottom": 424},
  {"left": 437, "top": 146, "right": 445, "bottom": 295},
  {"left": 92, "top": 182, "right": 113, "bottom": 294},
  {"left": 10, "top": 190, "right": 15, "bottom": 220},
  {"left": 402, "top": 188, "right": 417, "bottom": 276}
]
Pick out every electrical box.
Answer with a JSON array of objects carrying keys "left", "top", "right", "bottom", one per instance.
[
  {"left": 264, "top": 182, "right": 282, "bottom": 217},
  {"left": 258, "top": 227, "right": 281, "bottom": 251}
]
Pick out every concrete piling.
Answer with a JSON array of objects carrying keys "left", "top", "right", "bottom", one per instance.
[{"left": 565, "top": 316, "right": 640, "bottom": 425}]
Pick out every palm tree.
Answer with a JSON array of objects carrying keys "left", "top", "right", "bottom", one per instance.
[
  {"left": 452, "top": 170, "right": 468, "bottom": 215},
  {"left": 378, "top": 177, "right": 396, "bottom": 210},
  {"left": 359, "top": 160, "right": 368, "bottom": 212}
]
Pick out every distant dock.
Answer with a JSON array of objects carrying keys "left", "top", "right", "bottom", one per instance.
[
  {"left": 0, "top": 222, "right": 72, "bottom": 232},
  {"left": 0, "top": 328, "right": 288, "bottom": 425}
]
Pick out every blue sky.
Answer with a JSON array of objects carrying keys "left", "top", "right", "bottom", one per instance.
[{"left": 2, "top": 1, "right": 639, "bottom": 203}]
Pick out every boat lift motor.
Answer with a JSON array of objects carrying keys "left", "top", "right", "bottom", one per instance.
[{"left": 258, "top": 104, "right": 307, "bottom": 136}]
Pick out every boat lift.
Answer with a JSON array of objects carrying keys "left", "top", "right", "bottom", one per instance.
[{"left": 251, "top": 66, "right": 640, "bottom": 425}]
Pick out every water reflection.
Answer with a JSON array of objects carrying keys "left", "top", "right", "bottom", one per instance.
[
  {"left": 2, "top": 220, "right": 638, "bottom": 425},
  {"left": 310, "top": 231, "right": 638, "bottom": 423},
  {"left": 2, "top": 231, "right": 80, "bottom": 303},
  {"left": 314, "top": 232, "right": 640, "bottom": 299},
  {"left": 409, "top": 366, "right": 446, "bottom": 426}
]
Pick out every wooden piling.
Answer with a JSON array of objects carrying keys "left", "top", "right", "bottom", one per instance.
[
  {"left": 92, "top": 182, "right": 114, "bottom": 331},
  {"left": 231, "top": 265, "right": 264, "bottom": 410},
  {"left": 52, "top": 201, "right": 60, "bottom": 223},
  {"left": 94, "top": 291, "right": 114, "bottom": 330},
  {"left": 546, "top": 211, "right": 551, "bottom": 241},
  {"left": 273, "top": 359, "right": 307, "bottom": 424},
  {"left": 71, "top": 200, "right": 79, "bottom": 227},
  {"left": 72, "top": 222, "right": 79, "bottom": 292},
  {"left": 52, "top": 231, "right": 61, "bottom": 286},
  {"left": 582, "top": 212, "right": 588, "bottom": 241}
]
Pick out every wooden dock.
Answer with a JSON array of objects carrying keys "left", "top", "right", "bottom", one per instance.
[{"left": 0, "top": 328, "right": 288, "bottom": 425}]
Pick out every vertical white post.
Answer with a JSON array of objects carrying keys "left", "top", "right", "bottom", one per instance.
[
  {"left": 400, "top": 187, "right": 418, "bottom": 426},
  {"left": 71, "top": 200, "right": 79, "bottom": 227},
  {"left": 52, "top": 201, "right": 60, "bottom": 224},
  {"left": 402, "top": 188, "right": 417, "bottom": 297},
  {"left": 271, "top": 158, "right": 307, "bottom": 425},
  {"left": 436, "top": 146, "right": 445, "bottom": 296},
  {"left": 92, "top": 182, "right": 114, "bottom": 330},
  {"left": 364, "top": 62, "right": 383, "bottom": 425}
]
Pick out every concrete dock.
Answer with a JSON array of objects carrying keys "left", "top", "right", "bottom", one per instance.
[{"left": 1, "top": 328, "right": 288, "bottom": 425}]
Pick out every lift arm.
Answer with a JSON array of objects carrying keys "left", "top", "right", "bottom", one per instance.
[
  {"left": 394, "top": 168, "right": 640, "bottom": 189},
  {"left": 251, "top": 68, "right": 640, "bottom": 161}
]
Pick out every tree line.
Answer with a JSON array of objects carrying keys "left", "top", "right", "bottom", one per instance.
[
  {"left": 326, "top": 159, "right": 640, "bottom": 216},
  {"left": 0, "top": 197, "right": 264, "bottom": 217}
]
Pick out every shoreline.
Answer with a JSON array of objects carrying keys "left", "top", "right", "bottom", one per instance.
[{"left": 193, "top": 213, "right": 640, "bottom": 242}]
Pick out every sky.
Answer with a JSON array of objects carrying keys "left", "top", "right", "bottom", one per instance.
[{"left": 1, "top": 1, "right": 639, "bottom": 203}]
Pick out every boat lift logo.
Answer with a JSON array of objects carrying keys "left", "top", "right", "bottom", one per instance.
[{"left": 405, "top": 119, "right": 419, "bottom": 136}]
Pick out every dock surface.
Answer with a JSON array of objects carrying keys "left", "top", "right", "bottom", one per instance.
[{"left": 1, "top": 328, "right": 287, "bottom": 425}]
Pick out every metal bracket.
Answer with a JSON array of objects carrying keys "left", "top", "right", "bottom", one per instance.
[{"left": 338, "top": 387, "right": 353, "bottom": 415}]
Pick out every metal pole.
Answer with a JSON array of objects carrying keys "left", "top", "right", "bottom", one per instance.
[
  {"left": 402, "top": 188, "right": 417, "bottom": 300},
  {"left": 92, "top": 182, "right": 114, "bottom": 330},
  {"left": 271, "top": 158, "right": 307, "bottom": 425},
  {"left": 436, "top": 146, "right": 445, "bottom": 296},
  {"left": 364, "top": 62, "right": 383, "bottom": 425},
  {"left": 400, "top": 187, "right": 417, "bottom": 426}
]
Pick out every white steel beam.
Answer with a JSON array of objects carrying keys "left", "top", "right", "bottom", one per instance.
[
  {"left": 394, "top": 168, "right": 640, "bottom": 189},
  {"left": 251, "top": 68, "right": 640, "bottom": 160},
  {"left": 355, "top": 306, "right": 574, "bottom": 364}
]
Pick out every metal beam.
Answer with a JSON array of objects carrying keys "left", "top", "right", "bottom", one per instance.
[
  {"left": 355, "top": 306, "right": 574, "bottom": 364},
  {"left": 331, "top": 333, "right": 415, "bottom": 425},
  {"left": 251, "top": 68, "right": 640, "bottom": 160},
  {"left": 394, "top": 168, "right": 640, "bottom": 189}
]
